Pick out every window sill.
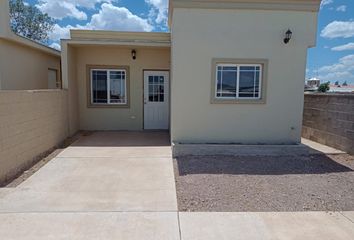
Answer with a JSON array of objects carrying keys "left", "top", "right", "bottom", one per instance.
[
  {"left": 211, "top": 98, "right": 266, "bottom": 104},
  {"left": 87, "top": 103, "right": 130, "bottom": 108}
]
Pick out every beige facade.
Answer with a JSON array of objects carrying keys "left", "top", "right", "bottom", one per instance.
[
  {"left": 61, "top": 31, "right": 171, "bottom": 131},
  {"left": 0, "top": 38, "right": 61, "bottom": 90},
  {"left": 59, "top": 0, "right": 321, "bottom": 145},
  {"left": 61, "top": 44, "right": 79, "bottom": 135},
  {"left": 77, "top": 46, "right": 170, "bottom": 130},
  {"left": 0, "top": 90, "right": 69, "bottom": 184},
  {"left": 0, "top": 0, "right": 61, "bottom": 90},
  {"left": 170, "top": 6, "right": 319, "bottom": 144}
]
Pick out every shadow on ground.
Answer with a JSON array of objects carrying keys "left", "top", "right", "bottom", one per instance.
[
  {"left": 175, "top": 154, "right": 353, "bottom": 175},
  {"left": 71, "top": 131, "right": 171, "bottom": 147}
]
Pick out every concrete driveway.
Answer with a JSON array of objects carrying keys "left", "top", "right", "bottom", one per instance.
[
  {"left": 0, "top": 131, "right": 179, "bottom": 239},
  {"left": 0, "top": 132, "right": 353, "bottom": 239}
]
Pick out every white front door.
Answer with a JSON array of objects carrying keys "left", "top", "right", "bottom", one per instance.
[{"left": 144, "top": 71, "right": 169, "bottom": 130}]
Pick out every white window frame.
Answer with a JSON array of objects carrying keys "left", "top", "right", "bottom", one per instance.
[
  {"left": 215, "top": 63, "right": 262, "bottom": 100},
  {"left": 90, "top": 69, "right": 127, "bottom": 105}
]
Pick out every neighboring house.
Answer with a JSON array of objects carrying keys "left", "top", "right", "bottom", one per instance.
[
  {"left": 0, "top": 1, "right": 61, "bottom": 90},
  {"left": 62, "top": 0, "right": 321, "bottom": 144},
  {"left": 305, "top": 77, "right": 320, "bottom": 91}
]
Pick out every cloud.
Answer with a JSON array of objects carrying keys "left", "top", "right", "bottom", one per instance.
[
  {"left": 145, "top": 0, "right": 168, "bottom": 26},
  {"left": 48, "top": 3, "right": 153, "bottom": 45},
  {"left": 336, "top": 5, "right": 347, "bottom": 12},
  {"left": 36, "top": 0, "right": 116, "bottom": 20},
  {"left": 320, "top": 0, "right": 333, "bottom": 8},
  {"left": 49, "top": 42, "right": 61, "bottom": 50},
  {"left": 49, "top": 24, "right": 74, "bottom": 42},
  {"left": 89, "top": 3, "right": 153, "bottom": 31},
  {"left": 331, "top": 42, "right": 354, "bottom": 51},
  {"left": 321, "top": 21, "right": 354, "bottom": 38},
  {"left": 317, "top": 55, "right": 354, "bottom": 82},
  {"left": 318, "top": 71, "right": 354, "bottom": 82}
]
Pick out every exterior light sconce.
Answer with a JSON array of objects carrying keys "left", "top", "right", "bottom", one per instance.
[
  {"left": 132, "top": 49, "right": 137, "bottom": 60},
  {"left": 283, "top": 29, "right": 293, "bottom": 44}
]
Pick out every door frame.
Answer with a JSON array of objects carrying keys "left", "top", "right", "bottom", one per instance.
[{"left": 142, "top": 69, "right": 170, "bottom": 130}]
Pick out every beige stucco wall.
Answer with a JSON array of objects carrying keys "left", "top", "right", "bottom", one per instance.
[
  {"left": 74, "top": 46, "right": 170, "bottom": 130},
  {"left": 0, "top": 0, "right": 61, "bottom": 90},
  {"left": 0, "top": 90, "right": 69, "bottom": 185},
  {"left": 0, "top": 38, "right": 61, "bottom": 90},
  {"left": 171, "top": 8, "right": 318, "bottom": 144},
  {"left": 62, "top": 44, "right": 79, "bottom": 135}
]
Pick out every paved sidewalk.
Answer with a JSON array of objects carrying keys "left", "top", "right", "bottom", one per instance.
[
  {"left": 0, "top": 132, "right": 353, "bottom": 239},
  {"left": 179, "top": 212, "right": 354, "bottom": 240}
]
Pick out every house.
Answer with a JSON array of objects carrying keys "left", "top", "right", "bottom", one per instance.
[
  {"left": 0, "top": 0, "right": 61, "bottom": 90},
  {"left": 0, "top": 0, "right": 321, "bottom": 146},
  {"left": 305, "top": 77, "right": 320, "bottom": 91},
  {"left": 62, "top": 0, "right": 321, "bottom": 146}
]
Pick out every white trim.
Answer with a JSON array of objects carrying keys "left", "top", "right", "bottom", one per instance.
[
  {"left": 215, "top": 63, "right": 262, "bottom": 100},
  {"left": 90, "top": 69, "right": 127, "bottom": 105},
  {"left": 65, "top": 39, "right": 171, "bottom": 48}
]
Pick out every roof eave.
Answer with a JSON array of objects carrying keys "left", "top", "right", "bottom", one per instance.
[{"left": 168, "top": 0, "right": 321, "bottom": 27}]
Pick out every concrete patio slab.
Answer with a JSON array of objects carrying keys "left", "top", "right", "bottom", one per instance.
[
  {"left": 71, "top": 131, "right": 171, "bottom": 147},
  {"left": 0, "top": 188, "right": 13, "bottom": 198},
  {"left": 57, "top": 131, "right": 172, "bottom": 158},
  {"left": 57, "top": 146, "right": 172, "bottom": 158},
  {"left": 0, "top": 131, "right": 177, "bottom": 212},
  {"left": 179, "top": 212, "right": 354, "bottom": 240},
  {"left": 0, "top": 212, "right": 180, "bottom": 240},
  {"left": 0, "top": 188, "right": 177, "bottom": 212},
  {"left": 18, "top": 157, "right": 175, "bottom": 191},
  {"left": 301, "top": 138, "right": 345, "bottom": 154},
  {"left": 341, "top": 211, "right": 354, "bottom": 223}
]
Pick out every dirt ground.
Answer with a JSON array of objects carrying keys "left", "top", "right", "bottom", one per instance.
[{"left": 174, "top": 153, "right": 354, "bottom": 212}]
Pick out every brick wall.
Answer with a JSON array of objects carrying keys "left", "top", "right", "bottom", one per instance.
[
  {"left": 302, "top": 93, "right": 354, "bottom": 154},
  {"left": 0, "top": 90, "right": 69, "bottom": 185}
]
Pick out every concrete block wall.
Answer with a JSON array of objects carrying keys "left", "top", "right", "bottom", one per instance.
[
  {"left": 302, "top": 93, "right": 354, "bottom": 154},
  {"left": 0, "top": 90, "right": 69, "bottom": 185}
]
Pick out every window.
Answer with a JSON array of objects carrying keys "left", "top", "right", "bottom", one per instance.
[
  {"left": 148, "top": 75, "right": 165, "bottom": 102},
  {"left": 48, "top": 69, "right": 60, "bottom": 89},
  {"left": 90, "top": 68, "right": 128, "bottom": 105},
  {"left": 216, "top": 64, "right": 261, "bottom": 99},
  {"left": 212, "top": 59, "right": 267, "bottom": 104}
]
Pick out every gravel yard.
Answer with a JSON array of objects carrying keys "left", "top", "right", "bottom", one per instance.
[{"left": 174, "top": 153, "right": 354, "bottom": 212}]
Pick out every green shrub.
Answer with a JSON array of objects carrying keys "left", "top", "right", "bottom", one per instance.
[{"left": 318, "top": 82, "right": 330, "bottom": 93}]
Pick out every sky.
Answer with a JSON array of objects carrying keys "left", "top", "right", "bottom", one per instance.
[{"left": 25, "top": 0, "right": 354, "bottom": 84}]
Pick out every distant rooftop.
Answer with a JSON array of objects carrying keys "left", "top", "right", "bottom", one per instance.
[{"left": 329, "top": 84, "right": 354, "bottom": 93}]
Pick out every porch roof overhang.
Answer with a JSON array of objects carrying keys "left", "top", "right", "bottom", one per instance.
[
  {"left": 168, "top": 0, "right": 322, "bottom": 27},
  {"left": 64, "top": 30, "right": 171, "bottom": 48}
]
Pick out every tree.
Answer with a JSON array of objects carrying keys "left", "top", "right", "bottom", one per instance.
[
  {"left": 342, "top": 81, "right": 348, "bottom": 86},
  {"left": 318, "top": 82, "right": 330, "bottom": 93},
  {"left": 9, "top": 0, "right": 54, "bottom": 44},
  {"left": 334, "top": 81, "right": 339, "bottom": 86}
]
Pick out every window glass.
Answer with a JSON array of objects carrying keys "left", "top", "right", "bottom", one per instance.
[
  {"left": 92, "top": 70, "right": 108, "bottom": 103},
  {"left": 109, "top": 71, "right": 126, "bottom": 104},
  {"left": 91, "top": 69, "right": 127, "bottom": 105},
  {"left": 239, "top": 70, "right": 255, "bottom": 98},
  {"left": 216, "top": 66, "right": 237, "bottom": 98},
  {"left": 148, "top": 75, "right": 165, "bottom": 102},
  {"left": 215, "top": 64, "right": 261, "bottom": 100}
]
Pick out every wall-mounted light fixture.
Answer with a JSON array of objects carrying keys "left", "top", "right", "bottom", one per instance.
[
  {"left": 283, "top": 29, "right": 293, "bottom": 44},
  {"left": 132, "top": 49, "right": 137, "bottom": 60}
]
